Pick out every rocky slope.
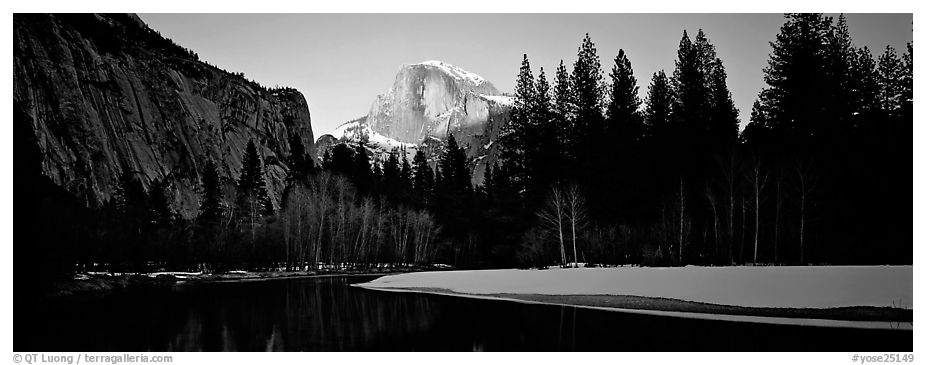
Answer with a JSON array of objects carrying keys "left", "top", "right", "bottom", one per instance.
[
  {"left": 14, "top": 14, "right": 314, "bottom": 217},
  {"left": 323, "top": 60, "right": 511, "bottom": 182}
]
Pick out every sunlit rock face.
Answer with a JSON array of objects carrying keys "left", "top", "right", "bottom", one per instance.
[
  {"left": 334, "top": 61, "right": 512, "bottom": 183},
  {"left": 367, "top": 61, "right": 507, "bottom": 144},
  {"left": 14, "top": 14, "right": 315, "bottom": 216}
]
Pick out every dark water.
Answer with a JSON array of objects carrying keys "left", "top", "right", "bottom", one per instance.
[{"left": 17, "top": 276, "right": 911, "bottom": 351}]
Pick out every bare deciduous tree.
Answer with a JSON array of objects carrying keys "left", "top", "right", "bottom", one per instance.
[
  {"left": 794, "top": 160, "right": 819, "bottom": 265},
  {"left": 750, "top": 155, "right": 768, "bottom": 264},
  {"left": 565, "top": 184, "right": 587, "bottom": 268},
  {"left": 538, "top": 185, "right": 568, "bottom": 266}
]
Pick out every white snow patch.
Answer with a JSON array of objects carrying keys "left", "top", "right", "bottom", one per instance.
[
  {"left": 334, "top": 121, "right": 418, "bottom": 154},
  {"left": 147, "top": 271, "right": 204, "bottom": 278},
  {"left": 358, "top": 266, "right": 912, "bottom": 309},
  {"left": 478, "top": 94, "right": 515, "bottom": 106},
  {"left": 416, "top": 60, "right": 488, "bottom": 86}
]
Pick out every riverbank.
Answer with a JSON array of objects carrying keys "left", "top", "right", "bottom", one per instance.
[
  {"left": 355, "top": 266, "right": 913, "bottom": 328},
  {"left": 47, "top": 267, "right": 435, "bottom": 297}
]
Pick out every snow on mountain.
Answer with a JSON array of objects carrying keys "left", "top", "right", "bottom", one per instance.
[
  {"left": 477, "top": 94, "right": 515, "bottom": 106},
  {"left": 415, "top": 60, "right": 489, "bottom": 87},
  {"left": 328, "top": 60, "right": 512, "bottom": 183},
  {"left": 332, "top": 120, "right": 419, "bottom": 161}
]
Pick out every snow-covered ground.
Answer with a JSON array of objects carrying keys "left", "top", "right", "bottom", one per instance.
[{"left": 358, "top": 266, "right": 912, "bottom": 309}]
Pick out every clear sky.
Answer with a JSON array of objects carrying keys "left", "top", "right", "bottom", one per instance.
[{"left": 139, "top": 13, "right": 912, "bottom": 138}]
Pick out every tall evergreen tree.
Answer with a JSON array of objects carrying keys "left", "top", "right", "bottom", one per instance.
[
  {"left": 411, "top": 150, "right": 434, "bottom": 206},
  {"left": 236, "top": 140, "right": 272, "bottom": 223},
  {"left": 352, "top": 145, "right": 373, "bottom": 196},
  {"left": 605, "top": 49, "right": 643, "bottom": 144},
  {"left": 570, "top": 33, "right": 607, "bottom": 218},
  {"left": 286, "top": 132, "right": 314, "bottom": 183},
  {"left": 198, "top": 160, "right": 224, "bottom": 224},
  {"left": 878, "top": 45, "right": 905, "bottom": 118},
  {"left": 400, "top": 153, "right": 413, "bottom": 191},
  {"left": 530, "top": 67, "right": 560, "bottom": 204},
  {"left": 571, "top": 33, "right": 605, "bottom": 159},
  {"left": 752, "top": 14, "right": 832, "bottom": 138},
  {"left": 500, "top": 54, "right": 536, "bottom": 196},
  {"left": 440, "top": 134, "right": 471, "bottom": 192},
  {"left": 707, "top": 58, "right": 740, "bottom": 145},
  {"left": 644, "top": 70, "right": 673, "bottom": 140},
  {"left": 848, "top": 46, "right": 881, "bottom": 127},
  {"left": 823, "top": 14, "right": 855, "bottom": 133},
  {"left": 553, "top": 60, "right": 575, "bottom": 158},
  {"left": 901, "top": 43, "right": 913, "bottom": 114},
  {"left": 382, "top": 149, "right": 401, "bottom": 198}
]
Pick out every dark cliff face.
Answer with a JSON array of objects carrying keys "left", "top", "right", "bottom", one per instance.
[{"left": 13, "top": 14, "right": 315, "bottom": 217}]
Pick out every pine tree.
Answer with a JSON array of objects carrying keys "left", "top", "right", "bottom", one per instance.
[
  {"left": 198, "top": 160, "right": 224, "bottom": 224},
  {"left": 236, "top": 140, "right": 272, "bottom": 232},
  {"left": 286, "top": 132, "right": 314, "bottom": 183},
  {"left": 707, "top": 58, "right": 739, "bottom": 145},
  {"left": 400, "top": 153, "right": 413, "bottom": 191},
  {"left": 411, "top": 150, "right": 434, "bottom": 206},
  {"left": 382, "top": 149, "right": 401, "bottom": 198},
  {"left": 352, "top": 145, "right": 373, "bottom": 196},
  {"left": 553, "top": 60, "right": 575, "bottom": 157},
  {"left": 848, "top": 46, "right": 881, "bottom": 126},
  {"left": 570, "top": 33, "right": 607, "bottom": 215},
  {"left": 606, "top": 49, "right": 643, "bottom": 144},
  {"left": 571, "top": 33, "right": 605, "bottom": 144},
  {"left": 445, "top": 134, "right": 471, "bottom": 192},
  {"left": 753, "top": 13, "right": 832, "bottom": 138},
  {"left": 824, "top": 14, "right": 855, "bottom": 132},
  {"left": 500, "top": 54, "right": 536, "bottom": 196},
  {"left": 644, "top": 70, "right": 673, "bottom": 140},
  {"left": 530, "top": 67, "right": 559, "bottom": 203},
  {"left": 878, "top": 45, "right": 905, "bottom": 117}
]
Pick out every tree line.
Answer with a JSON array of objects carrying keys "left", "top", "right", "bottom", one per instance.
[{"left": 486, "top": 13, "right": 911, "bottom": 268}]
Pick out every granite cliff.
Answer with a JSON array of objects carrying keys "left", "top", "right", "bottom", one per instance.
[
  {"left": 324, "top": 61, "right": 511, "bottom": 182},
  {"left": 14, "top": 14, "right": 314, "bottom": 217}
]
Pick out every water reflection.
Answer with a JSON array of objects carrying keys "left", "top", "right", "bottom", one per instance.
[{"left": 17, "top": 276, "right": 911, "bottom": 351}]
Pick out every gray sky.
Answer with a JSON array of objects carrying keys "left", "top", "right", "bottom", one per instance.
[{"left": 139, "top": 13, "right": 912, "bottom": 138}]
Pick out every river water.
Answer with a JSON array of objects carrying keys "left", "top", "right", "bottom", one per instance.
[{"left": 16, "top": 276, "right": 911, "bottom": 351}]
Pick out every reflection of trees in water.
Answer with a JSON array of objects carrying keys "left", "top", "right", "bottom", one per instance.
[
  {"left": 23, "top": 277, "right": 912, "bottom": 351},
  {"left": 165, "top": 277, "right": 437, "bottom": 351}
]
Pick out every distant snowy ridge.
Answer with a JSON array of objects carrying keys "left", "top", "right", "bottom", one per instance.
[{"left": 333, "top": 120, "right": 419, "bottom": 160}]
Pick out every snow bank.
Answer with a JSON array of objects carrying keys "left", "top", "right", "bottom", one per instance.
[{"left": 358, "top": 266, "right": 912, "bottom": 309}]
